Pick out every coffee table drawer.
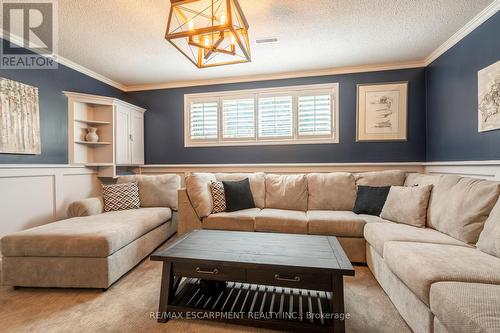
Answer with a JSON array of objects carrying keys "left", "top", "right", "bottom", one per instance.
[
  {"left": 173, "top": 262, "right": 246, "bottom": 282},
  {"left": 247, "top": 269, "right": 331, "bottom": 291}
]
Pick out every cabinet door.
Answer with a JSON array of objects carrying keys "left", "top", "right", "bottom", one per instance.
[
  {"left": 115, "top": 105, "right": 131, "bottom": 165},
  {"left": 130, "top": 110, "right": 144, "bottom": 165}
]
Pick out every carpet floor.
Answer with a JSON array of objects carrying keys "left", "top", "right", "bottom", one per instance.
[{"left": 0, "top": 237, "right": 411, "bottom": 333}]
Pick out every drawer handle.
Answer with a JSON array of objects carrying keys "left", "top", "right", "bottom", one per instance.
[
  {"left": 196, "top": 267, "right": 219, "bottom": 275},
  {"left": 274, "top": 274, "right": 300, "bottom": 282}
]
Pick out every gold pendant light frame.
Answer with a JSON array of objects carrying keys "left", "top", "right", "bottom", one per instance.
[{"left": 165, "top": 0, "right": 251, "bottom": 68}]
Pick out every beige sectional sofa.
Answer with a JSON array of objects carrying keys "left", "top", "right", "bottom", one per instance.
[
  {"left": 1, "top": 174, "right": 180, "bottom": 289},
  {"left": 178, "top": 170, "right": 500, "bottom": 333}
]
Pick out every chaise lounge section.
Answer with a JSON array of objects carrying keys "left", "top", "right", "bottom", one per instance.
[{"left": 1, "top": 174, "right": 180, "bottom": 289}]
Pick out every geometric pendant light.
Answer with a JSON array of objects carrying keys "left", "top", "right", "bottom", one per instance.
[{"left": 165, "top": 0, "right": 251, "bottom": 68}]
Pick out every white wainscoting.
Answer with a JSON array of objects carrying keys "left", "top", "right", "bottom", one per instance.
[
  {"left": 424, "top": 160, "right": 500, "bottom": 181},
  {"left": 0, "top": 165, "right": 100, "bottom": 238}
]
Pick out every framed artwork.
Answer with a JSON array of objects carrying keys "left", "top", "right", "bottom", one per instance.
[
  {"left": 356, "top": 82, "right": 408, "bottom": 142},
  {"left": 0, "top": 78, "right": 41, "bottom": 154},
  {"left": 478, "top": 60, "right": 500, "bottom": 132}
]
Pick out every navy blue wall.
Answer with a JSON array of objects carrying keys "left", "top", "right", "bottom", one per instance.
[
  {"left": 130, "top": 68, "right": 427, "bottom": 164},
  {"left": 426, "top": 12, "right": 500, "bottom": 161},
  {"left": 0, "top": 39, "right": 128, "bottom": 164}
]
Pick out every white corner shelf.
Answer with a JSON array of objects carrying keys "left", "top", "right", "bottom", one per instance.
[
  {"left": 74, "top": 119, "right": 112, "bottom": 126},
  {"left": 74, "top": 140, "right": 112, "bottom": 145}
]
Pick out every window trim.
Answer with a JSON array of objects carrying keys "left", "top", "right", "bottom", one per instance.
[{"left": 184, "top": 83, "right": 340, "bottom": 147}]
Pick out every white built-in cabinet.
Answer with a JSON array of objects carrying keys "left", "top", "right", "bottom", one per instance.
[{"left": 65, "top": 91, "right": 146, "bottom": 178}]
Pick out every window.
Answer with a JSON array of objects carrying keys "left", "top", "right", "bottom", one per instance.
[{"left": 184, "top": 83, "right": 339, "bottom": 147}]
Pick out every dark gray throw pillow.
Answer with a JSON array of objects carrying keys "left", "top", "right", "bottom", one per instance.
[
  {"left": 353, "top": 185, "right": 391, "bottom": 216},
  {"left": 222, "top": 178, "right": 256, "bottom": 212}
]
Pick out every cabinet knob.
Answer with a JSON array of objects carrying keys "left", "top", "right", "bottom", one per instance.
[{"left": 129, "top": 134, "right": 133, "bottom": 141}]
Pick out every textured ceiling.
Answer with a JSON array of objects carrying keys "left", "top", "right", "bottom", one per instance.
[{"left": 58, "top": 0, "right": 495, "bottom": 86}]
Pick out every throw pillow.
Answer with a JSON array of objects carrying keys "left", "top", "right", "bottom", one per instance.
[
  {"left": 210, "top": 180, "right": 226, "bottom": 213},
  {"left": 102, "top": 182, "right": 140, "bottom": 212},
  {"left": 222, "top": 178, "right": 256, "bottom": 212},
  {"left": 353, "top": 186, "right": 391, "bottom": 216},
  {"left": 380, "top": 185, "right": 433, "bottom": 227},
  {"left": 476, "top": 198, "right": 500, "bottom": 258}
]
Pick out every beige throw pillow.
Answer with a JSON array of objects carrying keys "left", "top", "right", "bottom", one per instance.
[
  {"left": 265, "top": 174, "right": 308, "bottom": 211},
  {"left": 118, "top": 174, "right": 180, "bottom": 210},
  {"left": 380, "top": 185, "right": 433, "bottom": 227},
  {"left": 477, "top": 198, "right": 500, "bottom": 258}
]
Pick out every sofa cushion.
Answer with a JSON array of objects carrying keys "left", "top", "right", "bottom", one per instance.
[
  {"left": 209, "top": 180, "right": 226, "bottom": 213},
  {"left": 255, "top": 209, "right": 308, "bottom": 234},
  {"left": 1, "top": 208, "right": 171, "bottom": 258},
  {"left": 265, "top": 174, "right": 308, "bottom": 211},
  {"left": 117, "top": 174, "right": 180, "bottom": 210},
  {"left": 477, "top": 198, "right": 500, "bottom": 258},
  {"left": 380, "top": 185, "right": 433, "bottom": 227},
  {"left": 202, "top": 208, "right": 260, "bottom": 232},
  {"left": 185, "top": 173, "right": 217, "bottom": 218},
  {"left": 364, "top": 223, "right": 469, "bottom": 257},
  {"left": 306, "top": 173, "right": 356, "bottom": 210},
  {"left": 222, "top": 178, "right": 256, "bottom": 212},
  {"left": 406, "top": 173, "right": 500, "bottom": 244},
  {"left": 102, "top": 182, "right": 140, "bottom": 212},
  {"left": 307, "top": 211, "right": 366, "bottom": 237},
  {"left": 353, "top": 186, "right": 391, "bottom": 216},
  {"left": 357, "top": 214, "right": 394, "bottom": 224},
  {"left": 215, "top": 172, "right": 266, "bottom": 209},
  {"left": 384, "top": 242, "right": 500, "bottom": 305},
  {"left": 430, "top": 282, "right": 500, "bottom": 333},
  {"left": 355, "top": 170, "right": 406, "bottom": 187}
]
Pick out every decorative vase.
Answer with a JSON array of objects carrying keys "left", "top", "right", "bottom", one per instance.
[{"left": 85, "top": 127, "right": 99, "bottom": 142}]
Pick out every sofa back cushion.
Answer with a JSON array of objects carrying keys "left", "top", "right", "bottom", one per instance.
[
  {"left": 380, "top": 185, "right": 433, "bottom": 227},
  {"left": 476, "top": 198, "right": 500, "bottom": 258},
  {"left": 117, "top": 174, "right": 180, "bottom": 210},
  {"left": 265, "top": 174, "right": 308, "bottom": 211},
  {"left": 215, "top": 172, "right": 265, "bottom": 208},
  {"left": 406, "top": 173, "right": 500, "bottom": 244},
  {"left": 185, "top": 173, "right": 216, "bottom": 218},
  {"left": 307, "top": 173, "right": 356, "bottom": 210},
  {"left": 355, "top": 170, "right": 406, "bottom": 187}
]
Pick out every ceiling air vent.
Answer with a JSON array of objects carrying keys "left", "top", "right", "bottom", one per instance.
[{"left": 255, "top": 37, "right": 279, "bottom": 44}]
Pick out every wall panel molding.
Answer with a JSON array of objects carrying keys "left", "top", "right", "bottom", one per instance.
[
  {"left": 423, "top": 160, "right": 500, "bottom": 180},
  {"left": 0, "top": 165, "right": 100, "bottom": 238}
]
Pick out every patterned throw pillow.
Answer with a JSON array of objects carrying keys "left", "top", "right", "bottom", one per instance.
[
  {"left": 210, "top": 180, "right": 226, "bottom": 213},
  {"left": 102, "top": 182, "right": 140, "bottom": 212}
]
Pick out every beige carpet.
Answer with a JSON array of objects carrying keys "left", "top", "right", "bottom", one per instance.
[{"left": 0, "top": 239, "right": 411, "bottom": 333}]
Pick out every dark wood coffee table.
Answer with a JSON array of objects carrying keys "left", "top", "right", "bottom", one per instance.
[{"left": 151, "top": 230, "right": 354, "bottom": 332}]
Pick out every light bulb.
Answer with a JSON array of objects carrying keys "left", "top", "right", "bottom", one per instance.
[
  {"left": 188, "top": 20, "right": 194, "bottom": 31},
  {"left": 220, "top": 14, "right": 226, "bottom": 25},
  {"left": 204, "top": 36, "right": 211, "bottom": 48}
]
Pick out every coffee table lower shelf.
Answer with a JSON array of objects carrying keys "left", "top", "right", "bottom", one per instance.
[{"left": 163, "top": 277, "right": 335, "bottom": 333}]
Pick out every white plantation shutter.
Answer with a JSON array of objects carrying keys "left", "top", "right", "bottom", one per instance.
[
  {"left": 190, "top": 101, "right": 218, "bottom": 140},
  {"left": 258, "top": 96, "right": 293, "bottom": 138},
  {"left": 298, "top": 94, "right": 332, "bottom": 136},
  {"left": 185, "top": 83, "right": 338, "bottom": 146},
  {"left": 222, "top": 98, "right": 255, "bottom": 139}
]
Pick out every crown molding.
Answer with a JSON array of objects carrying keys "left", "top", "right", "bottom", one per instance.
[
  {"left": 0, "top": 29, "right": 127, "bottom": 91},
  {"left": 424, "top": 0, "right": 500, "bottom": 66},
  {"left": 1, "top": 1, "right": 498, "bottom": 92},
  {"left": 124, "top": 61, "right": 425, "bottom": 92}
]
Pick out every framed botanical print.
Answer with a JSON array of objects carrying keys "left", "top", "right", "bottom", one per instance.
[
  {"left": 478, "top": 60, "right": 500, "bottom": 133},
  {"left": 356, "top": 82, "right": 408, "bottom": 142}
]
